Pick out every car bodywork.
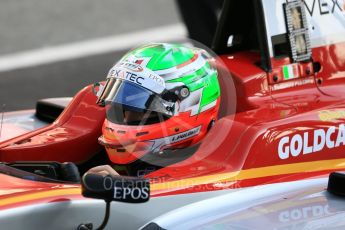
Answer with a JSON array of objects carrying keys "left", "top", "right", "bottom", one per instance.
[
  {"left": 0, "top": 0, "right": 345, "bottom": 229},
  {"left": 141, "top": 178, "right": 345, "bottom": 230}
]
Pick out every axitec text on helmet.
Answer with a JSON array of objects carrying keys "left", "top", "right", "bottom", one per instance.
[
  {"left": 278, "top": 124, "right": 345, "bottom": 160},
  {"left": 109, "top": 68, "right": 145, "bottom": 86}
]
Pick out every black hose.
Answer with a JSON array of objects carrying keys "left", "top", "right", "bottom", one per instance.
[{"left": 96, "top": 201, "right": 111, "bottom": 230}]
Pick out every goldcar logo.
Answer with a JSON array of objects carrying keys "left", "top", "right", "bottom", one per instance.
[{"left": 278, "top": 124, "right": 345, "bottom": 160}]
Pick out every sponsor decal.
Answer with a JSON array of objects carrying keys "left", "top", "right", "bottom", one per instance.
[
  {"left": 150, "top": 126, "right": 202, "bottom": 152},
  {"left": 171, "top": 127, "right": 201, "bottom": 143},
  {"left": 279, "top": 205, "right": 331, "bottom": 223},
  {"left": 113, "top": 185, "right": 149, "bottom": 200},
  {"left": 117, "top": 61, "right": 144, "bottom": 72},
  {"left": 109, "top": 68, "right": 145, "bottom": 86},
  {"left": 271, "top": 78, "right": 314, "bottom": 91},
  {"left": 302, "top": 0, "right": 343, "bottom": 16},
  {"left": 102, "top": 176, "right": 149, "bottom": 200},
  {"left": 107, "top": 62, "right": 166, "bottom": 94},
  {"left": 125, "top": 56, "right": 152, "bottom": 68},
  {"left": 135, "top": 59, "right": 144, "bottom": 65},
  {"left": 318, "top": 110, "right": 345, "bottom": 121},
  {"left": 278, "top": 124, "right": 345, "bottom": 159}
]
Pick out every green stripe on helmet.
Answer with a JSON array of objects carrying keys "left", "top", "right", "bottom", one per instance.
[
  {"left": 199, "top": 71, "right": 220, "bottom": 112},
  {"left": 124, "top": 43, "right": 195, "bottom": 71},
  {"left": 167, "top": 62, "right": 220, "bottom": 107},
  {"left": 119, "top": 43, "right": 221, "bottom": 116}
]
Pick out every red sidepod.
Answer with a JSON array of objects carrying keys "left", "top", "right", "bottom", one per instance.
[{"left": 0, "top": 86, "right": 105, "bottom": 163}]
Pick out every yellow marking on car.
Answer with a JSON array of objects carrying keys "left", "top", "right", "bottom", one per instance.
[
  {"left": 0, "top": 188, "right": 81, "bottom": 207},
  {"left": 318, "top": 110, "right": 345, "bottom": 121},
  {"left": 151, "top": 158, "right": 345, "bottom": 191},
  {"left": 2, "top": 158, "right": 344, "bottom": 207}
]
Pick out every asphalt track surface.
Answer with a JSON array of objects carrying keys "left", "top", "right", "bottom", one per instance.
[
  {"left": 0, "top": 1, "right": 184, "bottom": 112},
  {"left": 0, "top": 49, "right": 127, "bottom": 112},
  {"left": 0, "top": 0, "right": 180, "bottom": 55}
]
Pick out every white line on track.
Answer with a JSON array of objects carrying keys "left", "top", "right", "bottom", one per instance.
[{"left": 0, "top": 23, "right": 187, "bottom": 72}]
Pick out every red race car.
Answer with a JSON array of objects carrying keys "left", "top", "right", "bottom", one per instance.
[{"left": 0, "top": 0, "right": 345, "bottom": 229}]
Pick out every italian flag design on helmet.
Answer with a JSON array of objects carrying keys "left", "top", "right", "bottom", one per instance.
[{"left": 97, "top": 43, "right": 221, "bottom": 164}]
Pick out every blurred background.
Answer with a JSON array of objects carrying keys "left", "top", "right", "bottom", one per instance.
[{"left": 0, "top": 0, "right": 185, "bottom": 111}]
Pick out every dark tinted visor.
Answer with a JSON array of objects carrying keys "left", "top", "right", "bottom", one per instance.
[
  {"left": 101, "top": 78, "right": 175, "bottom": 125},
  {"left": 103, "top": 79, "right": 175, "bottom": 116},
  {"left": 106, "top": 104, "right": 170, "bottom": 126}
]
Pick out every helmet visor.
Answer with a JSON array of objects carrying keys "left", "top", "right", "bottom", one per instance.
[
  {"left": 102, "top": 78, "right": 175, "bottom": 124},
  {"left": 106, "top": 104, "right": 170, "bottom": 126}
]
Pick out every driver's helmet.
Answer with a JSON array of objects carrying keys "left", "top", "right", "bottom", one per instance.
[{"left": 96, "top": 43, "right": 221, "bottom": 164}]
